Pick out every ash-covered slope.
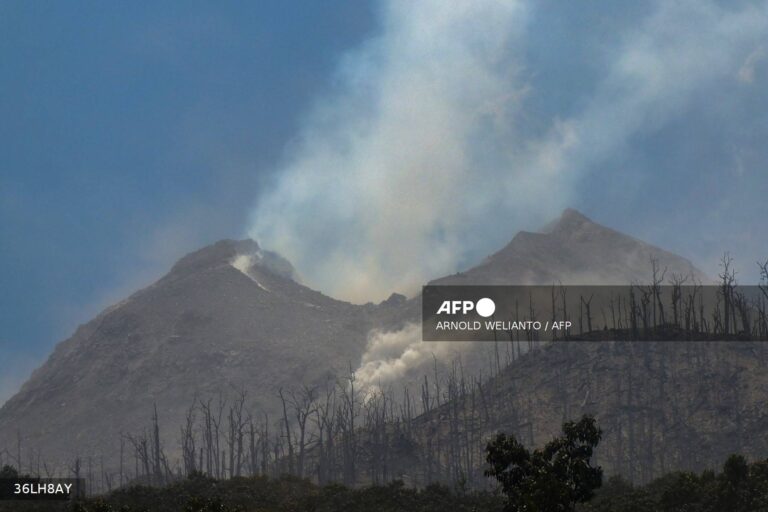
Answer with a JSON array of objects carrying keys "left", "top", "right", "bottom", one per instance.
[
  {"left": 0, "top": 239, "right": 377, "bottom": 469},
  {"left": 399, "top": 340, "right": 768, "bottom": 485},
  {"left": 433, "top": 208, "right": 709, "bottom": 285},
  {"left": 376, "top": 209, "right": 710, "bottom": 335},
  {"left": 348, "top": 209, "right": 714, "bottom": 403},
  {"left": 0, "top": 208, "right": 714, "bottom": 475}
]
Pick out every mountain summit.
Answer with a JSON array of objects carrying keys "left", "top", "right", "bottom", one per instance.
[
  {"left": 433, "top": 208, "right": 708, "bottom": 285},
  {"left": 0, "top": 239, "right": 376, "bottom": 469},
  {"left": 539, "top": 207, "right": 593, "bottom": 233},
  {"left": 0, "top": 210, "right": 711, "bottom": 473}
]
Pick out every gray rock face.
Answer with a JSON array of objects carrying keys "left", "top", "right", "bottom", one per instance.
[
  {"left": 0, "top": 209, "right": 712, "bottom": 471},
  {"left": 392, "top": 208, "right": 711, "bottom": 338},
  {"left": 432, "top": 209, "right": 709, "bottom": 286},
  {"left": 0, "top": 239, "right": 376, "bottom": 469}
]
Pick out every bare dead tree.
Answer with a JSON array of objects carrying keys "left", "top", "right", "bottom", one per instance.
[
  {"left": 16, "top": 431, "right": 22, "bottom": 475},
  {"left": 558, "top": 284, "right": 570, "bottom": 339},
  {"left": 313, "top": 382, "right": 337, "bottom": 484},
  {"left": 650, "top": 257, "right": 667, "bottom": 327},
  {"left": 125, "top": 431, "right": 150, "bottom": 483},
  {"left": 69, "top": 457, "right": 82, "bottom": 497},
  {"left": 211, "top": 396, "right": 226, "bottom": 478},
  {"left": 759, "top": 259, "right": 768, "bottom": 301},
  {"left": 288, "top": 385, "right": 317, "bottom": 478},
  {"left": 277, "top": 387, "right": 295, "bottom": 476},
  {"left": 432, "top": 355, "right": 442, "bottom": 407},
  {"left": 119, "top": 433, "right": 125, "bottom": 486},
  {"left": 199, "top": 397, "right": 214, "bottom": 476},
  {"left": 149, "top": 403, "right": 172, "bottom": 485},
  {"left": 581, "top": 294, "right": 594, "bottom": 333},
  {"left": 420, "top": 374, "right": 432, "bottom": 414},
  {"left": 719, "top": 253, "right": 737, "bottom": 335},
  {"left": 226, "top": 390, "right": 247, "bottom": 477},
  {"left": 669, "top": 273, "right": 688, "bottom": 327},
  {"left": 337, "top": 366, "right": 359, "bottom": 486},
  {"left": 246, "top": 414, "right": 258, "bottom": 476},
  {"left": 180, "top": 399, "right": 197, "bottom": 476},
  {"left": 733, "top": 289, "right": 751, "bottom": 335}
]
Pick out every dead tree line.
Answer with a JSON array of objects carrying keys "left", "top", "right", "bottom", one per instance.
[
  {"left": 10, "top": 338, "right": 768, "bottom": 493},
  {"left": 6, "top": 257, "right": 768, "bottom": 494}
]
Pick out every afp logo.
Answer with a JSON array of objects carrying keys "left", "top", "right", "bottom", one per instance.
[{"left": 436, "top": 297, "right": 496, "bottom": 318}]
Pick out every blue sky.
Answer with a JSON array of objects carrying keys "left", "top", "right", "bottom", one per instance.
[
  {"left": 2, "top": 0, "right": 768, "bottom": 403},
  {"left": 0, "top": 1, "right": 377, "bottom": 400}
]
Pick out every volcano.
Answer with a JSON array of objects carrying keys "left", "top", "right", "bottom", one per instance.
[{"left": 0, "top": 209, "right": 714, "bottom": 476}]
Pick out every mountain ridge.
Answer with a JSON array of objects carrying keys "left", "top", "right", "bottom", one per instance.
[
  {"left": 434, "top": 208, "right": 709, "bottom": 286},
  {"left": 0, "top": 208, "right": 715, "bottom": 476}
]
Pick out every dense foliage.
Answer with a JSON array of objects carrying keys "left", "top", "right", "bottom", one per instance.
[
  {"left": 486, "top": 415, "right": 603, "bottom": 511},
  {"left": 0, "top": 474, "right": 503, "bottom": 512},
  {"left": 3, "top": 428, "right": 768, "bottom": 512},
  {"left": 581, "top": 454, "right": 768, "bottom": 512}
]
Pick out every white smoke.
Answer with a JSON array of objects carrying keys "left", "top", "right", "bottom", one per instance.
[
  {"left": 231, "top": 253, "right": 271, "bottom": 291},
  {"left": 248, "top": 0, "right": 549, "bottom": 304},
  {"left": 355, "top": 323, "right": 475, "bottom": 392},
  {"left": 231, "top": 253, "right": 255, "bottom": 275},
  {"left": 248, "top": 0, "right": 768, "bottom": 305},
  {"left": 247, "top": 0, "right": 768, "bottom": 385}
]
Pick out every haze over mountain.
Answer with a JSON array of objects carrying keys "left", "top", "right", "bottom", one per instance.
[
  {"left": 0, "top": 209, "right": 714, "bottom": 473},
  {"left": 355, "top": 209, "right": 712, "bottom": 390},
  {"left": 0, "top": 239, "right": 380, "bottom": 469},
  {"left": 393, "top": 339, "right": 768, "bottom": 487},
  {"left": 432, "top": 208, "right": 709, "bottom": 286}
]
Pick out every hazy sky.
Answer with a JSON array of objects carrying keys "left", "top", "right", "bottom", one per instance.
[
  {"left": 2, "top": 1, "right": 767, "bottom": 403},
  {"left": 0, "top": 1, "right": 377, "bottom": 402}
]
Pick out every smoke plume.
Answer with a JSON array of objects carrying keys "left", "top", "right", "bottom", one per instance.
[
  {"left": 248, "top": 0, "right": 768, "bottom": 305},
  {"left": 246, "top": 0, "right": 768, "bottom": 389},
  {"left": 248, "top": 0, "right": 551, "bottom": 303}
]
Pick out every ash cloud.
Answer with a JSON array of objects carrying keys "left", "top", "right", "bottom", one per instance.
[
  {"left": 355, "top": 323, "right": 469, "bottom": 392},
  {"left": 247, "top": 0, "right": 768, "bottom": 306},
  {"left": 248, "top": 0, "right": 548, "bottom": 304}
]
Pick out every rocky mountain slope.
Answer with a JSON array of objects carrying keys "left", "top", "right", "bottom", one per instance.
[
  {"left": 432, "top": 208, "right": 709, "bottom": 286},
  {"left": 0, "top": 239, "right": 380, "bottom": 471},
  {"left": 0, "top": 209, "right": 717, "bottom": 477},
  {"left": 360, "top": 208, "right": 713, "bottom": 394},
  {"left": 397, "top": 339, "right": 768, "bottom": 486}
]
